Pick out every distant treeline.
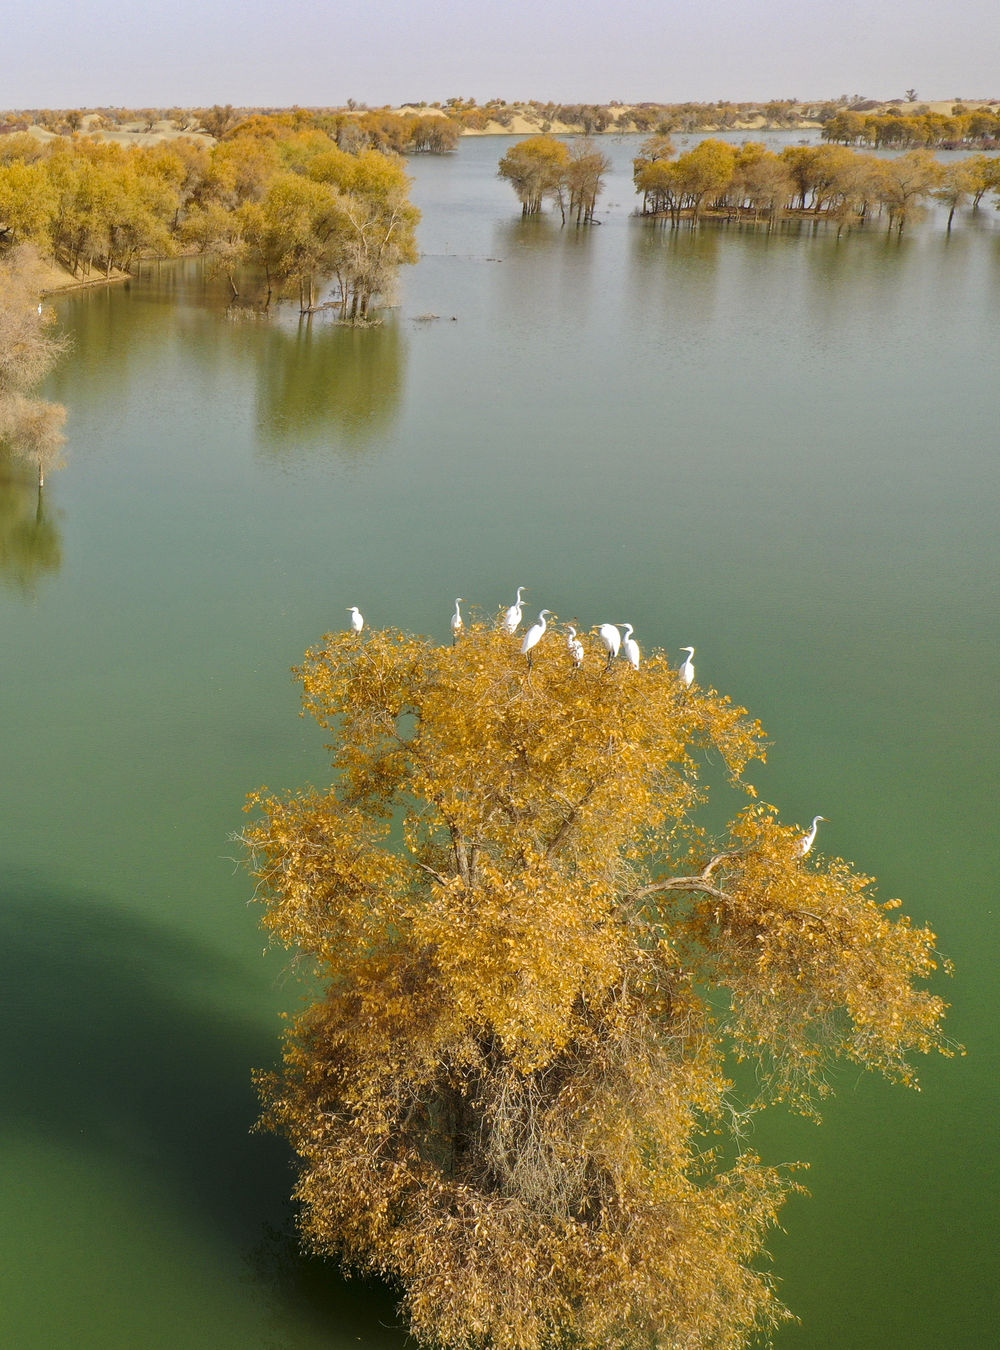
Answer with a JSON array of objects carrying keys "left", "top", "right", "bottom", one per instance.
[
  {"left": 8, "top": 97, "right": 1000, "bottom": 143},
  {"left": 822, "top": 107, "right": 1000, "bottom": 149},
  {"left": 633, "top": 138, "right": 1000, "bottom": 232},
  {"left": 0, "top": 105, "right": 464, "bottom": 155},
  {"left": 0, "top": 112, "right": 423, "bottom": 316}
]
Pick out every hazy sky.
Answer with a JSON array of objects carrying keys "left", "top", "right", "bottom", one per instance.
[{"left": 3, "top": 0, "right": 998, "bottom": 109}]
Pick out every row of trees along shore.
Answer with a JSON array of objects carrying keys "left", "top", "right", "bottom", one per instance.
[
  {"left": 633, "top": 138, "right": 1000, "bottom": 232},
  {"left": 0, "top": 111, "right": 428, "bottom": 316},
  {"left": 821, "top": 105, "right": 1000, "bottom": 148}
]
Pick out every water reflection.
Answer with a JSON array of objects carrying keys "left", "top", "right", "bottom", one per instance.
[
  {"left": 626, "top": 222, "right": 724, "bottom": 330},
  {"left": 0, "top": 452, "right": 61, "bottom": 593},
  {"left": 245, "top": 1218, "right": 406, "bottom": 1350},
  {"left": 0, "top": 875, "right": 407, "bottom": 1347},
  {"left": 491, "top": 217, "right": 606, "bottom": 332},
  {"left": 254, "top": 317, "right": 406, "bottom": 457}
]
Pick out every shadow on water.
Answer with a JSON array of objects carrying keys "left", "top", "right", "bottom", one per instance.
[
  {"left": 0, "top": 873, "right": 406, "bottom": 1345},
  {"left": 254, "top": 316, "right": 407, "bottom": 457},
  {"left": 0, "top": 453, "right": 62, "bottom": 594}
]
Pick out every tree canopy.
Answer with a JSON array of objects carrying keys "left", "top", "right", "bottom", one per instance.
[
  {"left": 243, "top": 612, "right": 950, "bottom": 1350},
  {"left": 498, "top": 136, "right": 611, "bottom": 224},
  {"left": 0, "top": 116, "right": 421, "bottom": 317}
]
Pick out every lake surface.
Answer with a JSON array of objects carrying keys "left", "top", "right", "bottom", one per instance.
[{"left": 2, "top": 133, "right": 997, "bottom": 1349}]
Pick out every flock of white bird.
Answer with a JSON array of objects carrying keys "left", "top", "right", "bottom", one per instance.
[
  {"left": 350, "top": 590, "right": 693, "bottom": 679},
  {"left": 344, "top": 593, "right": 825, "bottom": 856}
]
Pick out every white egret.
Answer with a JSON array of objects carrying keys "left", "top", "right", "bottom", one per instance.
[
  {"left": 347, "top": 606, "right": 364, "bottom": 634},
  {"left": 679, "top": 646, "right": 695, "bottom": 687},
  {"left": 521, "top": 609, "right": 552, "bottom": 668},
  {"left": 502, "top": 586, "right": 527, "bottom": 634},
  {"left": 798, "top": 815, "right": 827, "bottom": 857},
  {"left": 451, "top": 598, "right": 463, "bottom": 643},
  {"left": 566, "top": 625, "right": 585, "bottom": 669},
  {"left": 621, "top": 623, "right": 640, "bottom": 670},
  {"left": 596, "top": 623, "right": 621, "bottom": 669}
]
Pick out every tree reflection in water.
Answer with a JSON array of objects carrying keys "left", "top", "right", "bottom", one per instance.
[
  {"left": 0, "top": 449, "right": 61, "bottom": 594},
  {"left": 254, "top": 315, "right": 405, "bottom": 459}
]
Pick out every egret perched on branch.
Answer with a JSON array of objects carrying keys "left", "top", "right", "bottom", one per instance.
[
  {"left": 679, "top": 646, "right": 695, "bottom": 687},
  {"left": 451, "top": 598, "right": 463, "bottom": 644},
  {"left": 521, "top": 609, "right": 552, "bottom": 668},
  {"left": 347, "top": 606, "right": 364, "bottom": 634},
  {"left": 502, "top": 586, "right": 527, "bottom": 634},
  {"left": 566, "top": 625, "right": 584, "bottom": 669},
  {"left": 621, "top": 623, "right": 640, "bottom": 670},
  {"left": 798, "top": 815, "right": 827, "bottom": 857},
  {"left": 596, "top": 623, "right": 621, "bottom": 669}
]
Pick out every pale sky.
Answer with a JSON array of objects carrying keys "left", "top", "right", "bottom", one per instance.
[{"left": 2, "top": 0, "right": 997, "bottom": 110}]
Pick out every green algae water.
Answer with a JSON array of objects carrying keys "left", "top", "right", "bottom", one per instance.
[{"left": 1, "top": 134, "right": 996, "bottom": 1348}]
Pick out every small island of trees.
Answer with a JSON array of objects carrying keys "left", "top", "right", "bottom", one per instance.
[
  {"left": 632, "top": 136, "right": 1000, "bottom": 233},
  {"left": 498, "top": 136, "right": 612, "bottom": 223}
]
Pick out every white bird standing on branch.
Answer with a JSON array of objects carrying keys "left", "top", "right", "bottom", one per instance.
[
  {"left": 521, "top": 609, "right": 552, "bottom": 668},
  {"left": 597, "top": 623, "right": 621, "bottom": 669},
  {"left": 621, "top": 623, "right": 640, "bottom": 670},
  {"left": 566, "top": 625, "right": 585, "bottom": 669},
  {"left": 798, "top": 815, "right": 827, "bottom": 857},
  {"left": 679, "top": 646, "right": 695, "bottom": 687},
  {"left": 451, "top": 598, "right": 463, "bottom": 644},
  {"left": 503, "top": 586, "right": 527, "bottom": 634},
  {"left": 347, "top": 606, "right": 364, "bottom": 634}
]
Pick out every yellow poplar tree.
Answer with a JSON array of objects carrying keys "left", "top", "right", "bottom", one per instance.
[{"left": 243, "top": 615, "right": 950, "bottom": 1350}]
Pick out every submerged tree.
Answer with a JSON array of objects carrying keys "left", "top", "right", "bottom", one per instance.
[
  {"left": 0, "top": 246, "right": 68, "bottom": 488},
  {"left": 243, "top": 618, "right": 950, "bottom": 1350},
  {"left": 498, "top": 135, "right": 571, "bottom": 216}
]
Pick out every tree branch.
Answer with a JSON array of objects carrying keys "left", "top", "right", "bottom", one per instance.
[
  {"left": 414, "top": 859, "right": 451, "bottom": 888},
  {"left": 544, "top": 780, "right": 602, "bottom": 860},
  {"left": 628, "top": 851, "right": 746, "bottom": 905}
]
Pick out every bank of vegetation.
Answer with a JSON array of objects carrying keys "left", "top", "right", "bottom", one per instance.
[
  {"left": 0, "top": 111, "right": 424, "bottom": 316},
  {"left": 633, "top": 138, "right": 1000, "bottom": 232},
  {"left": 822, "top": 104, "right": 1000, "bottom": 149}
]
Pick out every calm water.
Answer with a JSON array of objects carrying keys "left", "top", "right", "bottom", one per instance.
[{"left": 2, "top": 134, "right": 997, "bottom": 1349}]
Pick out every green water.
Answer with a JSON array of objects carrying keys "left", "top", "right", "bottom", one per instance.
[{"left": 1, "top": 134, "right": 996, "bottom": 1348}]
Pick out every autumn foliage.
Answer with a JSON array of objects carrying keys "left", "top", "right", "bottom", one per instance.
[{"left": 243, "top": 615, "right": 949, "bottom": 1350}]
